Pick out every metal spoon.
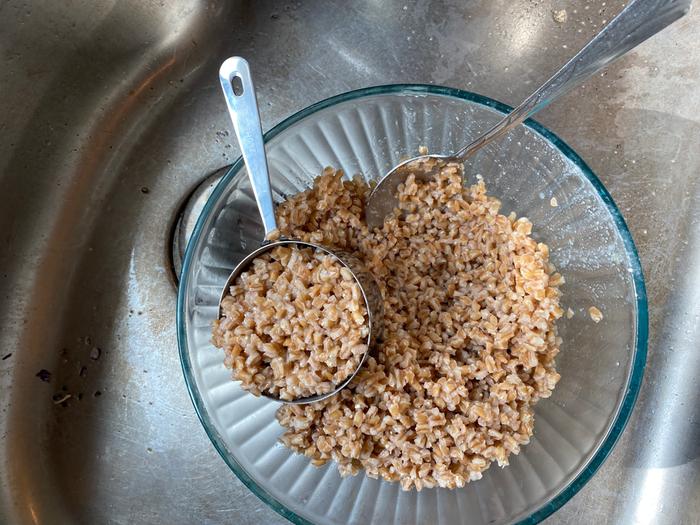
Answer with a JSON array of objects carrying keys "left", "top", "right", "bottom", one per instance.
[
  {"left": 365, "top": 0, "right": 691, "bottom": 229},
  {"left": 218, "top": 56, "right": 383, "bottom": 404}
]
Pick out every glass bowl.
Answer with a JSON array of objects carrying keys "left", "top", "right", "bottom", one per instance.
[{"left": 177, "top": 85, "right": 647, "bottom": 525}]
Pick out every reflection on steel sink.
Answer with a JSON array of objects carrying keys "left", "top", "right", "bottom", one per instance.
[{"left": 1, "top": 1, "right": 698, "bottom": 524}]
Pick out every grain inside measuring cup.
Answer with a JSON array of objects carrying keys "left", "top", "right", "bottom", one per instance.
[{"left": 212, "top": 244, "right": 369, "bottom": 401}]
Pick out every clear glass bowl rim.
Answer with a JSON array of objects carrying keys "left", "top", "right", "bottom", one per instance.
[{"left": 176, "top": 84, "right": 648, "bottom": 525}]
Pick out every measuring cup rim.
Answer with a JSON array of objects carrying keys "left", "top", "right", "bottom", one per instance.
[{"left": 217, "top": 238, "right": 378, "bottom": 404}]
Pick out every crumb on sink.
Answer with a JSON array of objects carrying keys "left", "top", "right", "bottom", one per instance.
[
  {"left": 36, "top": 369, "right": 52, "bottom": 382},
  {"left": 550, "top": 197, "right": 558, "bottom": 207},
  {"left": 53, "top": 393, "right": 72, "bottom": 405},
  {"left": 552, "top": 9, "right": 567, "bottom": 23}
]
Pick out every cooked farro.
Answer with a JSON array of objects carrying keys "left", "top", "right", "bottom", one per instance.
[
  {"left": 273, "top": 163, "right": 563, "bottom": 491},
  {"left": 589, "top": 306, "right": 603, "bottom": 323},
  {"left": 212, "top": 245, "right": 369, "bottom": 400}
]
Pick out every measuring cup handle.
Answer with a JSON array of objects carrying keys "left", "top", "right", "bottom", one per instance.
[{"left": 219, "top": 57, "right": 278, "bottom": 237}]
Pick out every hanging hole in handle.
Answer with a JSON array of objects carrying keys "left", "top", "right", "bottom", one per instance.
[{"left": 232, "top": 75, "right": 244, "bottom": 96}]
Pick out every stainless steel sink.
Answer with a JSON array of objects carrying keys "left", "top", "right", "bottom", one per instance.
[{"left": 1, "top": 1, "right": 698, "bottom": 524}]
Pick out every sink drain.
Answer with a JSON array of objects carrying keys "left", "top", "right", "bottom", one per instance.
[{"left": 168, "top": 166, "right": 229, "bottom": 288}]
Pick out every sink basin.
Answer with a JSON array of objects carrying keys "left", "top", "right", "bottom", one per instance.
[{"left": 1, "top": 1, "right": 698, "bottom": 524}]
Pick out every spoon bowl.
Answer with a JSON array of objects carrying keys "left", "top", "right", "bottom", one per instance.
[{"left": 365, "top": 154, "right": 453, "bottom": 229}]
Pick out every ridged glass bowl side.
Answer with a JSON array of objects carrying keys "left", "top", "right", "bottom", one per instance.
[{"left": 177, "top": 85, "right": 647, "bottom": 525}]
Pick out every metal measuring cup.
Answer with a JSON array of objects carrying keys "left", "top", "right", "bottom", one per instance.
[{"left": 218, "top": 56, "right": 383, "bottom": 404}]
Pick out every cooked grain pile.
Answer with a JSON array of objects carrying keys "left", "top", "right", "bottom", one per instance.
[
  {"left": 275, "top": 164, "right": 563, "bottom": 490},
  {"left": 213, "top": 245, "right": 369, "bottom": 401}
]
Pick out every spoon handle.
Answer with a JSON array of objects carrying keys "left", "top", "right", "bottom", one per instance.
[
  {"left": 219, "top": 57, "right": 278, "bottom": 237},
  {"left": 455, "top": 0, "right": 691, "bottom": 162}
]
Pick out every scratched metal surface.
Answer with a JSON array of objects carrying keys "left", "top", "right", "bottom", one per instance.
[{"left": 0, "top": 1, "right": 698, "bottom": 524}]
